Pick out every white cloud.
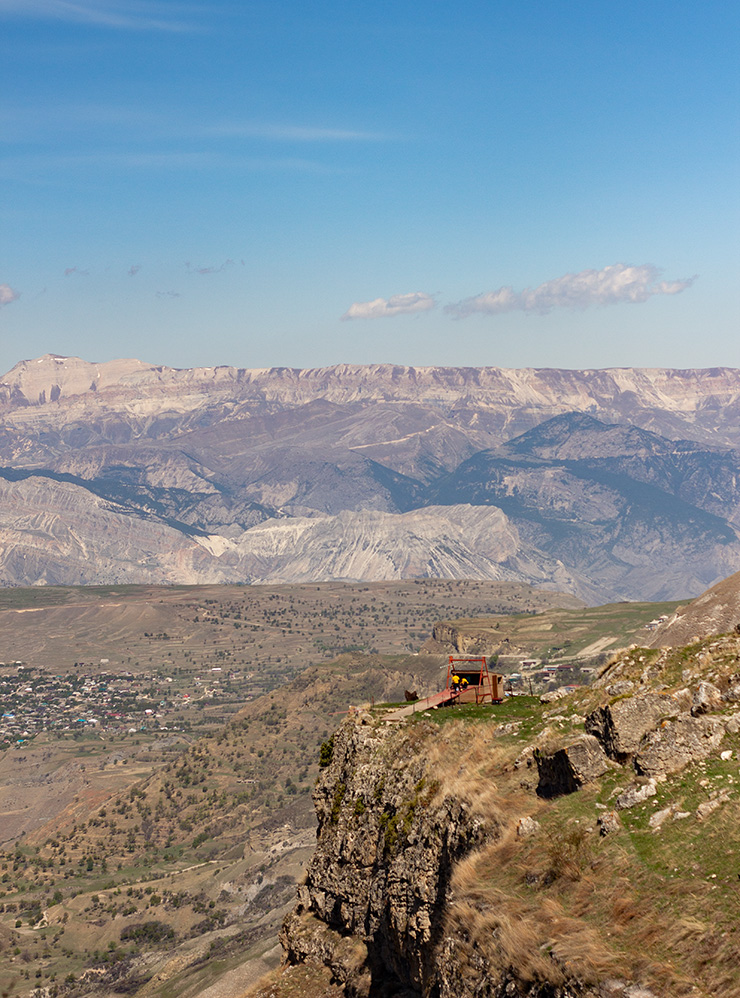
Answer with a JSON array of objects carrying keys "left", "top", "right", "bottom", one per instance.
[
  {"left": 0, "top": 284, "right": 20, "bottom": 308},
  {"left": 445, "top": 264, "right": 696, "bottom": 318},
  {"left": 341, "top": 292, "right": 436, "bottom": 321},
  {"left": 0, "top": 0, "right": 199, "bottom": 31}
]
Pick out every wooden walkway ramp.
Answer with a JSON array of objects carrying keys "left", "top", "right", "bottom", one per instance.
[{"left": 383, "top": 687, "right": 458, "bottom": 722}]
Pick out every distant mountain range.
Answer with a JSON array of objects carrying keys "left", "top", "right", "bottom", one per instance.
[{"left": 3, "top": 354, "right": 740, "bottom": 600}]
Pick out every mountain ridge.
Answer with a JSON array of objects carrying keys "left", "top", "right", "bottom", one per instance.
[
  {"left": 4, "top": 357, "right": 740, "bottom": 600},
  {"left": 5, "top": 355, "right": 740, "bottom": 436}
]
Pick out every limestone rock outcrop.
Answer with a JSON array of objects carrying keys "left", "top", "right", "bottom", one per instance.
[
  {"left": 635, "top": 715, "right": 725, "bottom": 777},
  {"left": 584, "top": 693, "right": 678, "bottom": 761},
  {"left": 282, "top": 716, "right": 628, "bottom": 998},
  {"left": 282, "top": 719, "right": 488, "bottom": 996},
  {"left": 278, "top": 633, "right": 740, "bottom": 998},
  {"left": 535, "top": 736, "right": 610, "bottom": 798}
]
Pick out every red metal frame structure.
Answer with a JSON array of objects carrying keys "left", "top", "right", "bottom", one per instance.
[{"left": 446, "top": 656, "right": 504, "bottom": 704}]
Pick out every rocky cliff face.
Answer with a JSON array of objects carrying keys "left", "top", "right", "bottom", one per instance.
[
  {"left": 5, "top": 358, "right": 740, "bottom": 443},
  {"left": 277, "top": 633, "right": 740, "bottom": 998},
  {"left": 280, "top": 716, "right": 634, "bottom": 998},
  {"left": 282, "top": 718, "right": 487, "bottom": 997}
]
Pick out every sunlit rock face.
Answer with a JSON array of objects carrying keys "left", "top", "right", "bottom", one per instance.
[{"left": 3, "top": 356, "right": 740, "bottom": 597}]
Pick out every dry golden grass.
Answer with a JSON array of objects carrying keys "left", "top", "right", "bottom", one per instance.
[
  {"left": 409, "top": 710, "right": 739, "bottom": 997},
  {"left": 242, "top": 962, "right": 345, "bottom": 998},
  {"left": 423, "top": 718, "right": 536, "bottom": 828}
]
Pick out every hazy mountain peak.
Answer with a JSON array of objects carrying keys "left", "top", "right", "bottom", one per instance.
[
  {"left": 0, "top": 354, "right": 156, "bottom": 405},
  {"left": 503, "top": 410, "right": 691, "bottom": 461}
]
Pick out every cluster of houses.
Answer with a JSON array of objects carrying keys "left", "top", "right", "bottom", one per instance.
[
  {"left": 0, "top": 663, "right": 194, "bottom": 746},
  {"left": 644, "top": 614, "right": 671, "bottom": 631},
  {"left": 504, "top": 658, "right": 591, "bottom": 694}
]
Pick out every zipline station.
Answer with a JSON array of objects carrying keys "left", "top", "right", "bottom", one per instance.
[
  {"left": 377, "top": 655, "right": 506, "bottom": 720},
  {"left": 447, "top": 656, "right": 505, "bottom": 704}
]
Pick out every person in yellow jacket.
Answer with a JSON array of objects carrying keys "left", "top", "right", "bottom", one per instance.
[{"left": 451, "top": 673, "right": 461, "bottom": 692}]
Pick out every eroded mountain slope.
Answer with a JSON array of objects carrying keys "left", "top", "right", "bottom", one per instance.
[{"left": 5, "top": 357, "right": 740, "bottom": 598}]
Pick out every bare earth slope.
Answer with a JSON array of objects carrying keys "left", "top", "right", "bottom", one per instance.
[
  {"left": 5, "top": 356, "right": 740, "bottom": 599},
  {"left": 647, "top": 568, "right": 740, "bottom": 646}
]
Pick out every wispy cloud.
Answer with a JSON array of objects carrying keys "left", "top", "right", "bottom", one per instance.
[
  {"left": 341, "top": 292, "right": 436, "bottom": 321},
  {"left": 445, "top": 264, "right": 695, "bottom": 318},
  {"left": 206, "top": 123, "right": 387, "bottom": 142},
  {"left": 1, "top": 105, "right": 387, "bottom": 150},
  {"left": 128, "top": 264, "right": 141, "bottom": 277},
  {"left": 0, "top": 284, "right": 20, "bottom": 308},
  {"left": 186, "top": 259, "right": 235, "bottom": 275},
  {"left": 156, "top": 290, "right": 181, "bottom": 298},
  {"left": 0, "top": 151, "right": 341, "bottom": 177},
  {"left": 0, "top": 0, "right": 200, "bottom": 32},
  {"left": 64, "top": 266, "right": 89, "bottom": 276}
]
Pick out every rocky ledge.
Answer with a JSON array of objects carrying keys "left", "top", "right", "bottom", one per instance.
[
  {"left": 281, "top": 717, "right": 488, "bottom": 997},
  {"left": 275, "top": 635, "right": 740, "bottom": 998}
]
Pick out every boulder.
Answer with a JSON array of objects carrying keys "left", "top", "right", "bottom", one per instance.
[
  {"left": 648, "top": 805, "right": 673, "bottom": 830},
  {"left": 615, "top": 779, "right": 657, "bottom": 810},
  {"left": 696, "top": 799, "right": 722, "bottom": 820},
  {"left": 691, "top": 680, "right": 723, "bottom": 716},
  {"left": 598, "top": 981, "right": 659, "bottom": 998},
  {"left": 516, "top": 816, "right": 540, "bottom": 838},
  {"left": 586, "top": 693, "right": 677, "bottom": 761},
  {"left": 726, "top": 715, "right": 740, "bottom": 735},
  {"left": 597, "top": 810, "right": 621, "bottom": 836},
  {"left": 723, "top": 675, "right": 740, "bottom": 702},
  {"left": 540, "top": 688, "right": 569, "bottom": 704},
  {"left": 535, "top": 735, "right": 610, "bottom": 798},
  {"left": 635, "top": 715, "right": 725, "bottom": 778},
  {"left": 606, "top": 681, "right": 634, "bottom": 697}
]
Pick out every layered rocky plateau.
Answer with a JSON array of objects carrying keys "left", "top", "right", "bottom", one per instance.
[{"left": 5, "top": 356, "right": 740, "bottom": 599}]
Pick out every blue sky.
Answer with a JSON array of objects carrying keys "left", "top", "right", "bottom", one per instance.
[{"left": 1, "top": 0, "right": 738, "bottom": 373}]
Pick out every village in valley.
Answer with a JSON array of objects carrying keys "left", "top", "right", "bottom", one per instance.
[{"left": 0, "top": 662, "right": 254, "bottom": 750}]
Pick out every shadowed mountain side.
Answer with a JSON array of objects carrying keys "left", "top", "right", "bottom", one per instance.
[
  {"left": 502, "top": 411, "right": 740, "bottom": 527},
  {"left": 0, "top": 464, "right": 275, "bottom": 536},
  {"left": 426, "top": 413, "right": 740, "bottom": 600},
  {"left": 6, "top": 359, "right": 740, "bottom": 483}
]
